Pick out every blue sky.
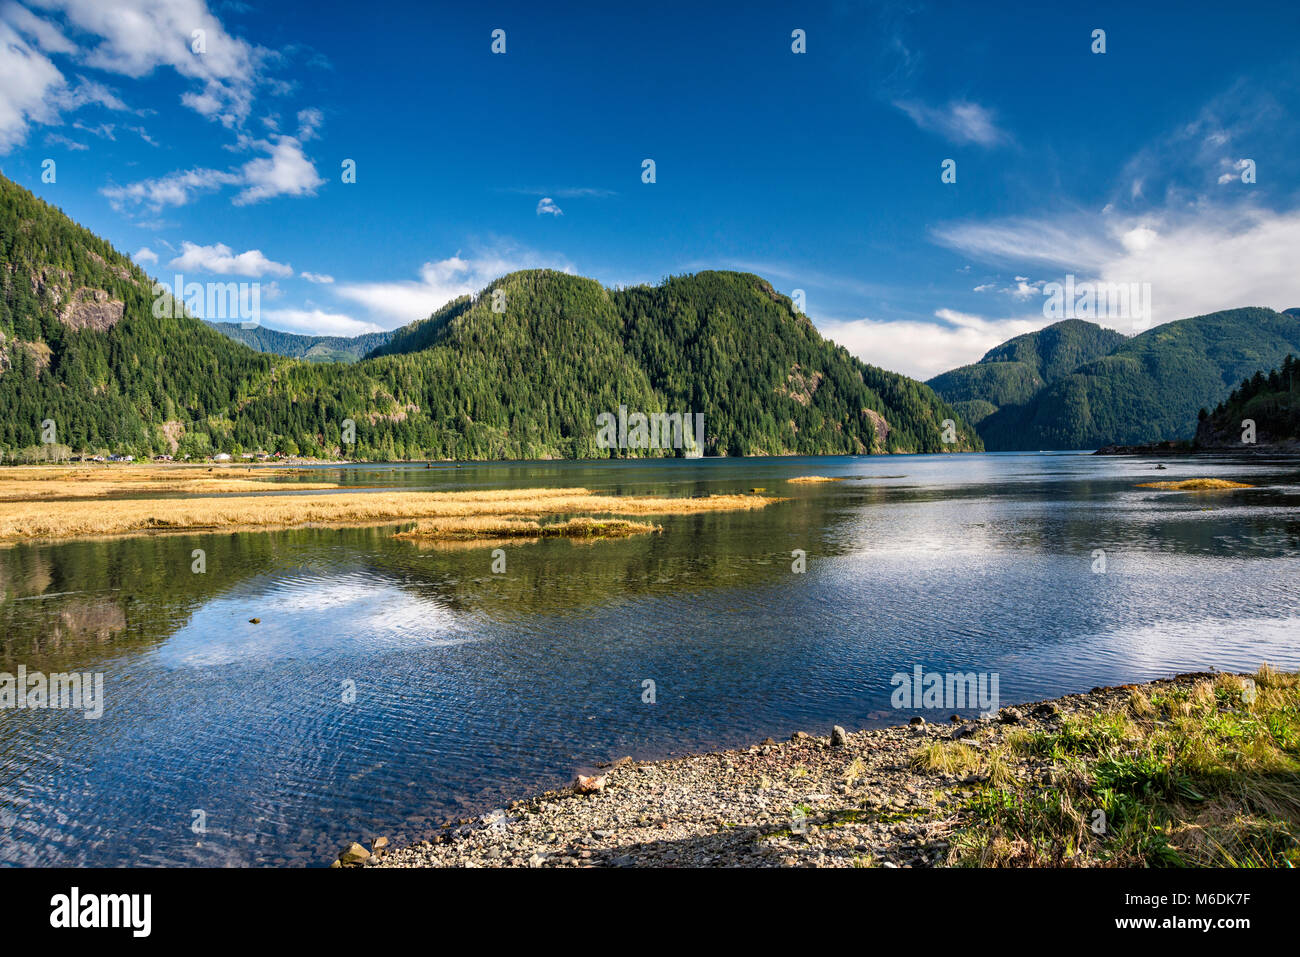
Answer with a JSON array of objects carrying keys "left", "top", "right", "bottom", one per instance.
[{"left": 2, "top": 0, "right": 1298, "bottom": 379}]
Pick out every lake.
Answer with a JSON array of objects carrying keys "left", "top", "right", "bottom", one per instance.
[{"left": 1, "top": 451, "right": 1298, "bottom": 866}]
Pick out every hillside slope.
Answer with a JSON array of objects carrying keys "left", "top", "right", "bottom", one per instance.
[
  {"left": 0, "top": 177, "right": 278, "bottom": 457},
  {"left": 929, "top": 309, "right": 1300, "bottom": 450},
  {"left": 0, "top": 175, "right": 977, "bottom": 460},
  {"left": 1195, "top": 354, "right": 1299, "bottom": 449},
  {"left": 927, "top": 320, "right": 1125, "bottom": 426}
]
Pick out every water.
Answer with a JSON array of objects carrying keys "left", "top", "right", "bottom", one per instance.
[{"left": 1, "top": 452, "right": 1298, "bottom": 866}]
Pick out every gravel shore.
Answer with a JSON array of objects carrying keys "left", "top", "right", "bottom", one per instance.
[{"left": 356, "top": 672, "right": 1231, "bottom": 868}]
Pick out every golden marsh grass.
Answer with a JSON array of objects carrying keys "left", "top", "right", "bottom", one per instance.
[
  {"left": 1136, "top": 478, "right": 1255, "bottom": 490},
  {"left": 0, "top": 465, "right": 339, "bottom": 500},
  {"left": 0, "top": 470, "right": 779, "bottom": 543}
]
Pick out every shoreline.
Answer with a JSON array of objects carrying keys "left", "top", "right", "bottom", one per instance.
[{"left": 360, "top": 668, "right": 1299, "bottom": 869}]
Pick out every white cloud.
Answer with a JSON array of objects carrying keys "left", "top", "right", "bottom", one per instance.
[
  {"left": 168, "top": 241, "right": 292, "bottom": 277},
  {"left": 0, "top": 0, "right": 265, "bottom": 151},
  {"left": 260, "top": 308, "right": 381, "bottom": 337},
  {"left": 132, "top": 246, "right": 158, "bottom": 264},
  {"left": 335, "top": 244, "right": 575, "bottom": 325},
  {"left": 934, "top": 203, "right": 1300, "bottom": 330},
  {"left": 103, "top": 166, "right": 240, "bottom": 210},
  {"left": 295, "top": 107, "right": 322, "bottom": 140},
  {"left": 818, "top": 309, "right": 1051, "bottom": 381},
  {"left": 894, "top": 99, "right": 1008, "bottom": 147},
  {"left": 300, "top": 271, "right": 333, "bottom": 284},
  {"left": 102, "top": 133, "right": 323, "bottom": 210},
  {"left": 0, "top": 19, "right": 66, "bottom": 151},
  {"left": 43, "top": 130, "right": 86, "bottom": 150},
  {"left": 233, "top": 134, "right": 323, "bottom": 204},
  {"left": 536, "top": 196, "right": 562, "bottom": 216},
  {"left": 35, "top": 0, "right": 262, "bottom": 126}
]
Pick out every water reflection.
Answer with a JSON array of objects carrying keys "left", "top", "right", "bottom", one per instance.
[{"left": 1, "top": 452, "right": 1298, "bottom": 866}]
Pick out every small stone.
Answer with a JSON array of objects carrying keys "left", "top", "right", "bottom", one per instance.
[
  {"left": 998, "top": 707, "right": 1024, "bottom": 724},
  {"left": 830, "top": 725, "right": 849, "bottom": 747},
  {"left": 575, "top": 774, "right": 608, "bottom": 794},
  {"left": 791, "top": 731, "right": 810, "bottom": 741},
  {"left": 909, "top": 716, "right": 926, "bottom": 726},
  {"left": 338, "top": 842, "right": 370, "bottom": 867},
  {"left": 248, "top": 618, "right": 260, "bottom": 624}
]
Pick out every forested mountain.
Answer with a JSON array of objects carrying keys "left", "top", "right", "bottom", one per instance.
[
  {"left": 927, "top": 320, "right": 1126, "bottom": 426},
  {"left": 1195, "top": 354, "right": 1299, "bottom": 449},
  {"left": 928, "top": 309, "right": 1300, "bottom": 450},
  {"left": 208, "top": 322, "right": 393, "bottom": 363},
  {"left": 0, "top": 177, "right": 277, "bottom": 458},
  {"left": 0, "top": 174, "right": 978, "bottom": 461}
]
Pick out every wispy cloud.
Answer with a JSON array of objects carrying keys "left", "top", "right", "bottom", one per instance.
[
  {"left": 260, "top": 307, "right": 380, "bottom": 337},
  {"left": 536, "top": 196, "right": 562, "bottom": 216},
  {"left": 102, "top": 119, "right": 323, "bottom": 211},
  {"left": 894, "top": 99, "right": 1009, "bottom": 147}
]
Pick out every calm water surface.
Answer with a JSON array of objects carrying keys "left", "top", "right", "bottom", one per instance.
[{"left": 2, "top": 452, "right": 1298, "bottom": 865}]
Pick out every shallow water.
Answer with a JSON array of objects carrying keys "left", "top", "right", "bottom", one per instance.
[{"left": 1, "top": 452, "right": 1298, "bottom": 866}]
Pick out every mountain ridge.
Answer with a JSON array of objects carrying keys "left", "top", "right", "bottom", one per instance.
[
  {"left": 0, "top": 174, "right": 979, "bottom": 460},
  {"left": 928, "top": 310, "right": 1300, "bottom": 450}
]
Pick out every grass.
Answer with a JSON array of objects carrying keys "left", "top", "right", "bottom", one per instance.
[
  {"left": 0, "top": 473, "right": 780, "bottom": 542},
  {"left": 1136, "top": 478, "right": 1256, "bottom": 490},
  {"left": 393, "top": 517, "right": 661, "bottom": 542},
  {"left": 940, "top": 667, "right": 1300, "bottom": 867},
  {"left": 0, "top": 464, "right": 339, "bottom": 500}
]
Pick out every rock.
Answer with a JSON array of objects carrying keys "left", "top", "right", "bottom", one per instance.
[
  {"left": 575, "top": 774, "right": 608, "bottom": 795},
  {"left": 791, "top": 731, "right": 810, "bottom": 741},
  {"left": 1031, "top": 702, "right": 1060, "bottom": 718},
  {"left": 949, "top": 714, "right": 962, "bottom": 723},
  {"left": 248, "top": 618, "right": 261, "bottom": 624},
  {"left": 759, "top": 737, "right": 775, "bottom": 746},
  {"left": 338, "top": 842, "right": 370, "bottom": 867},
  {"left": 997, "top": 707, "right": 1024, "bottom": 724},
  {"left": 830, "top": 726, "right": 849, "bottom": 747},
  {"left": 527, "top": 853, "right": 548, "bottom": 868},
  {"left": 909, "top": 716, "right": 926, "bottom": 726},
  {"left": 371, "top": 836, "right": 390, "bottom": 856}
]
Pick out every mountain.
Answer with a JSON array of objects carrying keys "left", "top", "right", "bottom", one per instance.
[
  {"left": 0, "top": 176, "right": 277, "bottom": 459},
  {"left": 1195, "top": 354, "right": 1299, "bottom": 449},
  {"left": 207, "top": 322, "right": 393, "bottom": 363},
  {"left": 928, "top": 310, "right": 1300, "bottom": 450},
  {"left": 235, "top": 268, "right": 982, "bottom": 459},
  {"left": 927, "top": 320, "right": 1126, "bottom": 426},
  {"left": 0, "top": 174, "right": 978, "bottom": 461}
]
